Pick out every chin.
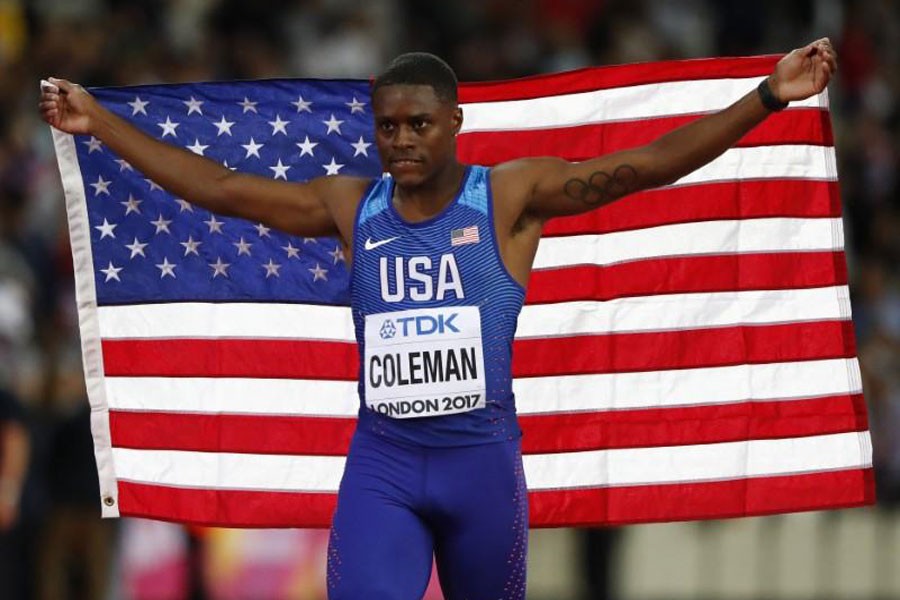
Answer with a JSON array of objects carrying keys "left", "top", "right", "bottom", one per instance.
[{"left": 388, "top": 166, "right": 429, "bottom": 188}]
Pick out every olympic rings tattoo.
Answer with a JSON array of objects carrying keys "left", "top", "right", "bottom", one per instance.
[{"left": 563, "top": 164, "right": 638, "bottom": 207}]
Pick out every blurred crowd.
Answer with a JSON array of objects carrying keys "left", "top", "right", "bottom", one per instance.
[{"left": 0, "top": 0, "right": 898, "bottom": 598}]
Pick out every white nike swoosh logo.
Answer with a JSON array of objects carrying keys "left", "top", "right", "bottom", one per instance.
[{"left": 364, "top": 236, "right": 400, "bottom": 250}]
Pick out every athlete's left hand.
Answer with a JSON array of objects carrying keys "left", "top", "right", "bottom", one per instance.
[{"left": 769, "top": 38, "right": 838, "bottom": 103}]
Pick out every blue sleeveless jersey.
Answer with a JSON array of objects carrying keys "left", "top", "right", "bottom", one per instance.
[{"left": 350, "top": 165, "right": 526, "bottom": 447}]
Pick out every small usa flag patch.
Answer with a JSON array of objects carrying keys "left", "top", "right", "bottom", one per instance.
[{"left": 450, "top": 225, "right": 480, "bottom": 246}]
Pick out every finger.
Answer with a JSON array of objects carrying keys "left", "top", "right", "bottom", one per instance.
[
  {"left": 38, "top": 100, "right": 58, "bottom": 111},
  {"left": 40, "top": 78, "right": 59, "bottom": 94},
  {"left": 48, "top": 77, "right": 74, "bottom": 94}
]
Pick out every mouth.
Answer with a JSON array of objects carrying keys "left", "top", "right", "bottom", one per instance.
[{"left": 390, "top": 158, "right": 423, "bottom": 168}]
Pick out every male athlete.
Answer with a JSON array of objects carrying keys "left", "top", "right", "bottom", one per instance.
[{"left": 40, "top": 39, "right": 836, "bottom": 599}]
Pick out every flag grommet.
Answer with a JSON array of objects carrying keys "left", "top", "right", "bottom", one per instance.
[{"left": 103, "top": 496, "right": 115, "bottom": 507}]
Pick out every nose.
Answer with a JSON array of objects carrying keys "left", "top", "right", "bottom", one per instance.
[{"left": 392, "top": 124, "right": 415, "bottom": 150}]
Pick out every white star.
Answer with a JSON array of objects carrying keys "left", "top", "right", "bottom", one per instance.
[
  {"left": 213, "top": 116, "right": 235, "bottom": 136},
  {"left": 156, "top": 257, "right": 177, "bottom": 278},
  {"left": 291, "top": 95, "right": 312, "bottom": 113},
  {"left": 94, "top": 218, "right": 117, "bottom": 239},
  {"left": 233, "top": 237, "right": 252, "bottom": 256},
  {"left": 145, "top": 178, "right": 163, "bottom": 192},
  {"left": 100, "top": 262, "right": 123, "bottom": 282},
  {"left": 83, "top": 136, "right": 103, "bottom": 153},
  {"left": 128, "top": 96, "right": 149, "bottom": 116},
  {"left": 125, "top": 237, "right": 148, "bottom": 258},
  {"left": 262, "top": 259, "right": 282, "bottom": 278},
  {"left": 241, "top": 137, "right": 264, "bottom": 158},
  {"left": 303, "top": 237, "right": 317, "bottom": 244},
  {"left": 345, "top": 97, "right": 366, "bottom": 114},
  {"left": 268, "top": 114, "right": 289, "bottom": 135},
  {"left": 309, "top": 262, "right": 328, "bottom": 281},
  {"left": 223, "top": 160, "right": 237, "bottom": 171},
  {"left": 183, "top": 96, "right": 204, "bottom": 115},
  {"left": 209, "top": 257, "right": 230, "bottom": 278},
  {"left": 282, "top": 242, "right": 300, "bottom": 259},
  {"left": 323, "top": 114, "right": 344, "bottom": 135},
  {"left": 90, "top": 175, "right": 111, "bottom": 196},
  {"left": 238, "top": 97, "right": 258, "bottom": 113},
  {"left": 351, "top": 136, "right": 372, "bottom": 157},
  {"left": 121, "top": 194, "right": 142, "bottom": 215},
  {"left": 186, "top": 139, "right": 209, "bottom": 156},
  {"left": 180, "top": 235, "right": 202, "bottom": 256},
  {"left": 296, "top": 136, "right": 318, "bottom": 157},
  {"left": 150, "top": 214, "right": 173, "bottom": 234},
  {"left": 114, "top": 158, "right": 133, "bottom": 172},
  {"left": 269, "top": 159, "right": 290, "bottom": 180},
  {"left": 174, "top": 198, "right": 194, "bottom": 212},
  {"left": 322, "top": 157, "right": 344, "bottom": 175},
  {"left": 328, "top": 246, "right": 345, "bottom": 264},
  {"left": 157, "top": 116, "right": 180, "bottom": 138},
  {"left": 254, "top": 223, "right": 271, "bottom": 238},
  {"left": 204, "top": 215, "right": 224, "bottom": 234}
]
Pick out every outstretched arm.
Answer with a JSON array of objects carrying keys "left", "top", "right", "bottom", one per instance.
[
  {"left": 39, "top": 78, "right": 363, "bottom": 240},
  {"left": 496, "top": 38, "right": 837, "bottom": 220}
]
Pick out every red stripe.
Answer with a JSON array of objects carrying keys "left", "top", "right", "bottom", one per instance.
[
  {"left": 110, "top": 412, "right": 356, "bottom": 456},
  {"left": 458, "top": 56, "right": 780, "bottom": 103},
  {"left": 529, "top": 468, "right": 875, "bottom": 528},
  {"left": 116, "top": 467, "right": 874, "bottom": 528},
  {"left": 102, "top": 338, "right": 359, "bottom": 379},
  {"left": 512, "top": 320, "right": 857, "bottom": 378},
  {"left": 459, "top": 110, "right": 832, "bottom": 165},
  {"left": 526, "top": 252, "right": 848, "bottom": 304},
  {"left": 541, "top": 180, "right": 842, "bottom": 236},
  {"left": 519, "top": 394, "right": 869, "bottom": 454},
  {"left": 108, "top": 394, "right": 866, "bottom": 456},
  {"left": 102, "top": 321, "right": 856, "bottom": 379}
]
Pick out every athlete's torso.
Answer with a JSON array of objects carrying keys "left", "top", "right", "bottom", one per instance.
[{"left": 350, "top": 165, "right": 525, "bottom": 447}]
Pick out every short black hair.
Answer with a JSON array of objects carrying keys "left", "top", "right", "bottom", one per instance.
[{"left": 372, "top": 52, "right": 458, "bottom": 105}]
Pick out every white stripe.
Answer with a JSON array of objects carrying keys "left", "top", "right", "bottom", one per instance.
[
  {"left": 460, "top": 77, "right": 824, "bottom": 132},
  {"left": 105, "top": 377, "right": 359, "bottom": 416},
  {"left": 111, "top": 431, "right": 871, "bottom": 492},
  {"left": 514, "top": 358, "right": 863, "bottom": 414},
  {"left": 105, "top": 358, "right": 862, "bottom": 417},
  {"left": 534, "top": 218, "right": 843, "bottom": 269},
  {"left": 673, "top": 145, "right": 836, "bottom": 186},
  {"left": 51, "top": 128, "right": 120, "bottom": 518},
  {"left": 517, "top": 286, "right": 850, "bottom": 338},
  {"left": 113, "top": 447, "right": 346, "bottom": 492},
  {"left": 99, "top": 302, "right": 355, "bottom": 341},
  {"left": 98, "top": 286, "right": 850, "bottom": 341},
  {"left": 524, "top": 431, "right": 871, "bottom": 490}
]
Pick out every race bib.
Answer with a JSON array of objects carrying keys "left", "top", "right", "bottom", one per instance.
[{"left": 364, "top": 306, "right": 486, "bottom": 419}]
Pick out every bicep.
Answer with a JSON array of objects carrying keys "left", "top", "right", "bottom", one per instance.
[
  {"left": 524, "top": 148, "right": 661, "bottom": 219},
  {"left": 219, "top": 173, "right": 340, "bottom": 238}
]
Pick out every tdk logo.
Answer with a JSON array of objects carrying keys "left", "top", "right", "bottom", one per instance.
[
  {"left": 388, "top": 313, "right": 460, "bottom": 337},
  {"left": 379, "top": 319, "right": 397, "bottom": 340}
]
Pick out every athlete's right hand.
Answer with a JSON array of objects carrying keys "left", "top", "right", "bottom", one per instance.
[{"left": 39, "top": 77, "right": 96, "bottom": 135}]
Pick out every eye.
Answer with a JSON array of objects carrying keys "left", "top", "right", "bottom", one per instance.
[
  {"left": 412, "top": 118, "right": 428, "bottom": 130},
  {"left": 378, "top": 121, "right": 395, "bottom": 133}
]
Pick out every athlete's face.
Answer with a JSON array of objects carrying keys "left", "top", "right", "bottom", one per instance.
[{"left": 372, "top": 84, "right": 462, "bottom": 187}]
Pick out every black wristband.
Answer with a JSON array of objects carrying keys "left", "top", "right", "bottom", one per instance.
[{"left": 757, "top": 78, "right": 788, "bottom": 112}]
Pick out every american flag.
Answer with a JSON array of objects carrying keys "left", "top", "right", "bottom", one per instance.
[
  {"left": 450, "top": 225, "right": 480, "bottom": 247},
  {"left": 51, "top": 56, "right": 874, "bottom": 528}
]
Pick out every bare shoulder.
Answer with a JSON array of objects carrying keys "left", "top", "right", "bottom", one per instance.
[{"left": 489, "top": 157, "right": 568, "bottom": 217}]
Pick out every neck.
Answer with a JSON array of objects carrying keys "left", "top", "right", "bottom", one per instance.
[{"left": 393, "top": 160, "right": 467, "bottom": 221}]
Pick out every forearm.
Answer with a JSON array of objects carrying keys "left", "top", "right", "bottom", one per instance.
[
  {"left": 89, "top": 103, "right": 236, "bottom": 213},
  {"left": 0, "top": 422, "right": 28, "bottom": 498},
  {"left": 642, "top": 84, "right": 772, "bottom": 187}
]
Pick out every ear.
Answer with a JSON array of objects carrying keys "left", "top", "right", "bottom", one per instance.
[{"left": 452, "top": 106, "right": 463, "bottom": 136}]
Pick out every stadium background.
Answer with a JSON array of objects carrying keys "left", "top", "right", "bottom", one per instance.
[{"left": 0, "top": 0, "right": 898, "bottom": 598}]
